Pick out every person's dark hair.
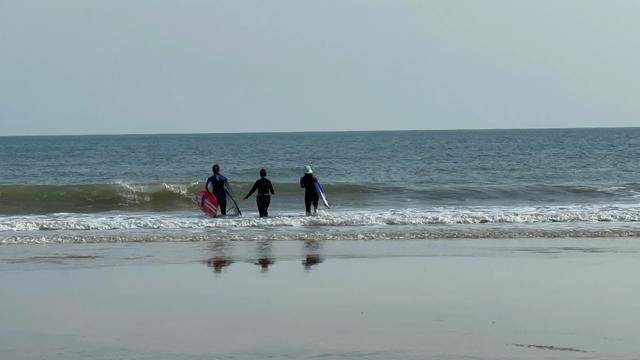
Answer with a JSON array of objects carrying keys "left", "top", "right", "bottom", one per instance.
[
  {"left": 259, "top": 168, "right": 267, "bottom": 177},
  {"left": 212, "top": 164, "right": 220, "bottom": 174}
]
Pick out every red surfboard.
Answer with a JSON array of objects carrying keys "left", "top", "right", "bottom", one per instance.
[{"left": 197, "top": 191, "right": 220, "bottom": 218}]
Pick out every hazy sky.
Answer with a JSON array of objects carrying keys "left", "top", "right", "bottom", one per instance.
[{"left": 1, "top": 0, "right": 638, "bottom": 135}]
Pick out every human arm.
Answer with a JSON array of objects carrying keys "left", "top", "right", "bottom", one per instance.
[
  {"left": 244, "top": 181, "right": 258, "bottom": 199},
  {"left": 269, "top": 180, "right": 274, "bottom": 195}
]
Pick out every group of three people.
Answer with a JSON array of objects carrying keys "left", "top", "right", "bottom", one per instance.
[{"left": 205, "top": 164, "right": 321, "bottom": 217}]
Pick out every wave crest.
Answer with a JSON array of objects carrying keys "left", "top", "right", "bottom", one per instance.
[{"left": 1, "top": 182, "right": 640, "bottom": 214}]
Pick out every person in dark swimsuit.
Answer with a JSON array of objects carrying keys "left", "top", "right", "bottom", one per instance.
[
  {"left": 244, "top": 168, "right": 275, "bottom": 217},
  {"left": 300, "top": 165, "right": 319, "bottom": 216},
  {"left": 205, "top": 164, "right": 229, "bottom": 215}
]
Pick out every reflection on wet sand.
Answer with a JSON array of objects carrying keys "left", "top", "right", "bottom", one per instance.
[
  {"left": 204, "top": 240, "right": 233, "bottom": 273},
  {"left": 255, "top": 257, "right": 274, "bottom": 271},
  {"left": 302, "top": 255, "right": 323, "bottom": 269},
  {"left": 254, "top": 241, "right": 274, "bottom": 272},
  {"left": 202, "top": 240, "right": 326, "bottom": 273},
  {"left": 205, "top": 257, "right": 233, "bottom": 273},
  {"left": 302, "top": 240, "right": 324, "bottom": 270}
]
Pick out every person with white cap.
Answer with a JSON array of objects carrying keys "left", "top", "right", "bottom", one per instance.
[{"left": 299, "top": 165, "right": 320, "bottom": 215}]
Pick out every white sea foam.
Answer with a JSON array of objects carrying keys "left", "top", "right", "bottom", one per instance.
[
  {"left": 1, "top": 205, "right": 639, "bottom": 232},
  {"left": 3, "top": 224, "right": 640, "bottom": 244}
]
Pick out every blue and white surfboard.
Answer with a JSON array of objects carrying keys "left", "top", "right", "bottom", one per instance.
[{"left": 315, "top": 182, "right": 330, "bottom": 208}]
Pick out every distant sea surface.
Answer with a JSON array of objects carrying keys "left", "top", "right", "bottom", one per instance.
[{"left": 1, "top": 128, "right": 640, "bottom": 243}]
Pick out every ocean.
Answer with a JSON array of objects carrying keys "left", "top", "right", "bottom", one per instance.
[{"left": 1, "top": 128, "right": 640, "bottom": 243}]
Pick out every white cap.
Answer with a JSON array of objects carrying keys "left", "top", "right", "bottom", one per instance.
[{"left": 304, "top": 165, "right": 313, "bottom": 174}]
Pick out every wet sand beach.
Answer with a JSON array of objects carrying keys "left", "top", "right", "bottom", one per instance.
[{"left": 2, "top": 238, "right": 640, "bottom": 360}]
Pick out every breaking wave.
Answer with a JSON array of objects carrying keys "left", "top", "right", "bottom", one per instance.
[
  {"left": 2, "top": 205, "right": 640, "bottom": 244},
  {"left": 1, "top": 205, "right": 639, "bottom": 231},
  {"left": 1, "top": 182, "right": 640, "bottom": 214}
]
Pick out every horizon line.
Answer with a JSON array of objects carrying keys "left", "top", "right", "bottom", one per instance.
[{"left": 1, "top": 125, "right": 638, "bottom": 138}]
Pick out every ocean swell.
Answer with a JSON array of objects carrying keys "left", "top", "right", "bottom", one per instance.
[{"left": 1, "top": 182, "right": 640, "bottom": 214}]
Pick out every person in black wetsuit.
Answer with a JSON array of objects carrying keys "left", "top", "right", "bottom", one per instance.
[
  {"left": 244, "top": 168, "right": 275, "bottom": 217},
  {"left": 300, "top": 165, "right": 319, "bottom": 216},
  {"left": 205, "top": 164, "right": 230, "bottom": 215}
]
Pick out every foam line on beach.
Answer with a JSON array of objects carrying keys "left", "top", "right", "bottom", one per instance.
[
  {"left": 3, "top": 225, "right": 640, "bottom": 244},
  {"left": 1, "top": 205, "right": 640, "bottom": 232}
]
